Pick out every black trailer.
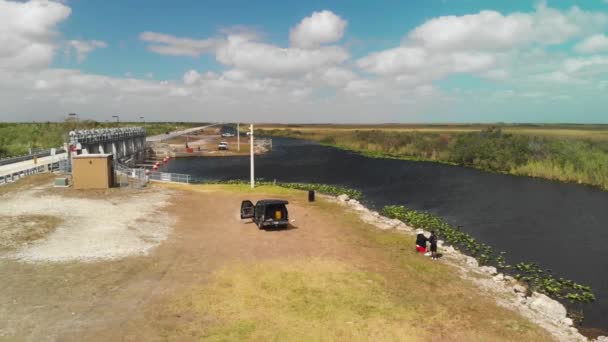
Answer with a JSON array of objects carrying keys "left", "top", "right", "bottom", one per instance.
[{"left": 241, "top": 199, "right": 289, "bottom": 229}]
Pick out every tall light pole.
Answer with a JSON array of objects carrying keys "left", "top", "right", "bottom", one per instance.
[
  {"left": 68, "top": 113, "right": 78, "bottom": 129},
  {"left": 250, "top": 124, "right": 254, "bottom": 188},
  {"left": 237, "top": 123, "right": 240, "bottom": 152}
]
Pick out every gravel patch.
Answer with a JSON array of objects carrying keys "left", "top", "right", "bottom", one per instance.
[{"left": 0, "top": 188, "right": 174, "bottom": 263}]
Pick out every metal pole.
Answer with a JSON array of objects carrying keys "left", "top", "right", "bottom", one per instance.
[
  {"left": 250, "top": 124, "right": 254, "bottom": 188},
  {"left": 237, "top": 123, "right": 240, "bottom": 152}
]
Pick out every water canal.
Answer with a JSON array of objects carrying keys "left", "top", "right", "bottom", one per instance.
[{"left": 160, "top": 137, "right": 608, "bottom": 330}]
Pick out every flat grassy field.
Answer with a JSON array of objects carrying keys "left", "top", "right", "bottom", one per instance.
[
  {"left": 259, "top": 123, "right": 608, "bottom": 141},
  {"left": 0, "top": 177, "right": 552, "bottom": 341}
]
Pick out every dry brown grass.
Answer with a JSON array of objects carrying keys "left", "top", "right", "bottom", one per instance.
[
  {"left": 258, "top": 124, "right": 608, "bottom": 141},
  {"left": 0, "top": 214, "right": 63, "bottom": 251},
  {"left": 0, "top": 173, "right": 56, "bottom": 196},
  {"left": 0, "top": 183, "right": 554, "bottom": 341},
  {"left": 138, "top": 184, "right": 553, "bottom": 342}
]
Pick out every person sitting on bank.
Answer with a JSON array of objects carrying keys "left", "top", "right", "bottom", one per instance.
[
  {"left": 429, "top": 230, "right": 438, "bottom": 260},
  {"left": 415, "top": 230, "right": 427, "bottom": 253}
]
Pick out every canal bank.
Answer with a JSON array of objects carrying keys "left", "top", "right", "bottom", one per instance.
[{"left": 159, "top": 137, "right": 608, "bottom": 334}]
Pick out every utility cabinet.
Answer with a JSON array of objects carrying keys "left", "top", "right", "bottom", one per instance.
[{"left": 71, "top": 154, "right": 114, "bottom": 189}]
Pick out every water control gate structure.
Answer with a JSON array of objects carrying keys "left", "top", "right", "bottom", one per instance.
[{"left": 69, "top": 127, "right": 147, "bottom": 165}]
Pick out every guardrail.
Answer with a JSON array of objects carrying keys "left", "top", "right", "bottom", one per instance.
[
  {"left": 146, "top": 124, "right": 218, "bottom": 143},
  {"left": 0, "top": 157, "right": 68, "bottom": 186},
  {"left": 0, "top": 148, "right": 65, "bottom": 166}
]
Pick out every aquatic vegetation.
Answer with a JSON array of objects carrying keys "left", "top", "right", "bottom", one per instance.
[
  {"left": 513, "top": 262, "right": 595, "bottom": 303},
  {"left": 382, "top": 205, "right": 595, "bottom": 305}
]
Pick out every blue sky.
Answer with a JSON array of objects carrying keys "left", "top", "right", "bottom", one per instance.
[{"left": 1, "top": 0, "right": 608, "bottom": 123}]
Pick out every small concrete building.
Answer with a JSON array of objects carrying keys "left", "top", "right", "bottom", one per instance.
[{"left": 72, "top": 154, "right": 114, "bottom": 189}]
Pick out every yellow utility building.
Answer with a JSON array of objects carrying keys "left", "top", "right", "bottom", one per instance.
[{"left": 71, "top": 154, "right": 114, "bottom": 189}]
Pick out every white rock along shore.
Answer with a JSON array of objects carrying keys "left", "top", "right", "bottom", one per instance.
[{"left": 328, "top": 193, "right": 606, "bottom": 342}]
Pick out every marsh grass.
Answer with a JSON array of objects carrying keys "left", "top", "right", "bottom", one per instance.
[{"left": 259, "top": 126, "right": 608, "bottom": 191}]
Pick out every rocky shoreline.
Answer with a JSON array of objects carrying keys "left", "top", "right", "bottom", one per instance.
[{"left": 327, "top": 193, "right": 607, "bottom": 342}]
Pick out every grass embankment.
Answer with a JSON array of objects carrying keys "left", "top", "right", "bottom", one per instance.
[
  {"left": 206, "top": 179, "right": 363, "bottom": 200},
  {"left": 0, "top": 121, "right": 204, "bottom": 158},
  {"left": 258, "top": 125, "right": 608, "bottom": 191},
  {"left": 382, "top": 205, "right": 595, "bottom": 306},
  {"left": 152, "top": 183, "right": 552, "bottom": 341}
]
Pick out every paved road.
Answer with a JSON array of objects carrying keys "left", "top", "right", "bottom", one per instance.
[{"left": 146, "top": 124, "right": 219, "bottom": 143}]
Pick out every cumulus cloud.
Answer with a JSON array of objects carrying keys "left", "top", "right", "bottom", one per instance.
[
  {"left": 358, "top": 47, "right": 496, "bottom": 81},
  {"left": 215, "top": 34, "right": 349, "bottom": 76},
  {"left": 139, "top": 31, "right": 223, "bottom": 57},
  {"left": 289, "top": 10, "right": 347, "bottom": 48},
  {"left": 142, "top": 16, "right": 349, "bottom": 77},
  {"left": 320, "top": 67, "right": 357, "bottom": 87},
  {"left": 182, "top": 69, "right": 201, "bottom": 85},
  {"left": 0, "top": 0, "right": 71, "bottom": 70},
  {"left": 408, "top": 3, "right": 608, "bottom": 51},
  {"left": 2, "top": 1, "right": 608, "bottom": 123},
  {"left": 575, "top": 34, "right": 608, "bottom": 53},
  {"left": 68, "top": 39, "right": 107, "bottom": 62},
  {"left": 357, "top": 2, "right": 608, "bottom": 87}
]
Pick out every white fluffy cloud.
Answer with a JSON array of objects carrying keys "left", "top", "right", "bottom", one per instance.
[
  {"left": 0, "top": 0, "right": 71, "bottom": 70},
  {"left": 358, "top": 2, "right": 608, "bottom": 86},
  {"left": 215, "top": 34, "right": 349, "bottom": 76},
  {"left": 289, "top": 10, "right": 347, "bottom": 48},
  {"left": 68, "top": 40, "right": 107, "bottom": 62},
  {"left": 2, "top": 1, "right": 608, "bottom": 123},
  {"left": 575, "top": 34, "right": 608, "bottom": 53},
  {"left": 182, "top": 69, "right": 201, "bottom": 85},
  {"left": 409, "top": 3, "right": 607, "bottom": 52},
  {"left": 319, "top": 67, "right": 356, "bottom": 87},
  {"left": 139, "top": 31, "right": 222, "bottom": 57},
  {"left": 357, "top": 47, "right": 496, "bottom": 82}
]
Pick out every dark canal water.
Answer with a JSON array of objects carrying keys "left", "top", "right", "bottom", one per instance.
[{"left": 160, "top": 138, "right": 608, "bottom": 330}]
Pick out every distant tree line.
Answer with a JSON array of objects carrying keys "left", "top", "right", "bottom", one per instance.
[{"left": 0, "top": 121, "right": 201, "bottom": 158}]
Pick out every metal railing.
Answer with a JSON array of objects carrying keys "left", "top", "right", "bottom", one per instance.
[
  {"left": 69, "top": 127, "right": 146, "bottom": 145},
  {"left": 255, "top": 138, "right": 273, "bottom": 150},
  {"left": 114, "top": 162, "right": 190, "bottom": 185},
  {"left": 0, "top": 158, "right": 68, "bottom": 186},
  {"left": 148, "top": 171, "right": 191, "bottom": 183},
  {"left": 0, "top": 147, "right": 65, "bottom": 166}
]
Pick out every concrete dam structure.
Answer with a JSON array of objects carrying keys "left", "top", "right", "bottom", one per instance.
[{"left": 69, "top": 127, "right": 147, "bottom": 165}]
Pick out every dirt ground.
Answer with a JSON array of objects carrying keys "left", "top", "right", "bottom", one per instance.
[{"left": 0, "top": 177, "right": 554, "bottom": 341}]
